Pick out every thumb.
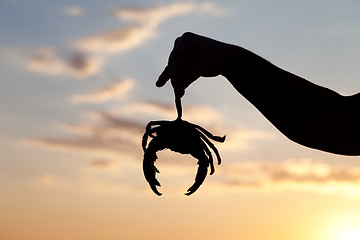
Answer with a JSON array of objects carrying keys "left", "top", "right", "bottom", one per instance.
[{"left": 156, "top": 66, "right": 170, "bottom": 87}]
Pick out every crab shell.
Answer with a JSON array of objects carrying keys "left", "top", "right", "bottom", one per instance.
[{"left": 142, "top": 119, "right": 225, "bottom": 196}]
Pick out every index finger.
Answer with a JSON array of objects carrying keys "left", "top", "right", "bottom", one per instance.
[{"left": 156, "top": 66, "right": 170, "bottom": 87}]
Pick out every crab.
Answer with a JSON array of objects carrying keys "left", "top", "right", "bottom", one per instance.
[{"left": 142, "top": 118, "right": 225, "bottom": 196}]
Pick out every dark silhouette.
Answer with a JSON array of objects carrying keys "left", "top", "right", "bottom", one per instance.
[
  {"left": 157, "top": 32, "right": 360, "bottom": 156},
  {"left": 142, "top": 99, "right": 225, "bottom": 196}
]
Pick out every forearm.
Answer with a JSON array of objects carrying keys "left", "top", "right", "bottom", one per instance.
[
  {"left": 221, "top": 43, "right": 340, "bottom": 111},
  {"left": 221, "top": 44, "right": 308, "bottom": 96},
  {"left": 219, "top": 44, "right": 360, "bottom": 155}
]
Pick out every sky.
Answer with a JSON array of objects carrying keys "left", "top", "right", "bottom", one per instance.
[{"left": 1, "top": 0, "right": 360, "bottom": 240}]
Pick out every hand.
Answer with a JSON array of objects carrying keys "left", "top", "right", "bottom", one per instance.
[{"left": 156, "top": 32, "right": 233, "bottom": 98}]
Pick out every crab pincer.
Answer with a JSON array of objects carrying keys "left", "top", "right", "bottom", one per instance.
[
  {"left": 185, "top": 160, "right": 209, "bottom": 196},
  {"left": 143, "top": 159, "right": 162, "bottom": 196},
  {"left": 142, "top": 141, "right": 163, "bottom": 196}
]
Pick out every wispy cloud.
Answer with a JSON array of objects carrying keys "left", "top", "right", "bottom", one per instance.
[
  {"left": 76, "top": 2, "right": 226, "bottom": 54},
  {"left": 68, "top": 52, "right": 104, "bottom": 77},
  {"left": 27, "top": 2, "right": 226, "bottom": 78},
  {"left": 22, "top": 112, "right": 144, "bottom": 160},
  {"left": 24, "top": 92, "right": 360, "bottom": 198},
  {"left": 35, "top": 157, "right": 360, "bottom": 198},
  {"left": 27, "top": 48, "right": 104, "bottom": 78},
  {"left": 220, "top": 128, "right": 274, "bottom": 151},
  {"left": 23, "top": 137, "right": 138, "bottom": 160},
  {"left": 24, "top": 96, "right": 273, "bottom": 163},
  {"left": 27, "top": 48, "right": 66, "bottom": 74},
  {"left": 71, "top": 78, "right": 135, "bottom": 103},
  {"left": 114, "top": 2, "right": 226, "bottom": 24},
  {"left": 62, "top": 6, "right": 85, "bottom": 16},
  {"left": 36, "top": 172, "right": 146, "bottom": 195},
  {"left": 123, "top": 100, "right": 273, "bottom": 151},
  {"left": 196, "top": 2, "right": 229, "bottom": 16},
  {"left": 212, "top": 159, "right": 360, "bottom": 198},
  {"left": 75, "top": 25, "right": 154, "bottom": 54},
  {"left": 80, "top": 2, "right": 197, "bottom": 53},
  {"left": 113, "top": 2, "right": 197, "bottom": 26},
  {"left": 84, "top": 159, "right": 124, "bottom": 177},
  {"left": 124, "top": 101, "right": 222, "bottom": 124}
]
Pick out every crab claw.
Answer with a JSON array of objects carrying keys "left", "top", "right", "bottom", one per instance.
[
  {"left": 212, "top": 135, "right": 226, "bottom": 143},
  {"left": 185, "top": 161, "right": 209, "bottom": 196},
  {"left": 143, "top": 151, "right": 162, "bottom": 196}
]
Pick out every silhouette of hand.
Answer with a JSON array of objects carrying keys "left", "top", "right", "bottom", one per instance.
[{"left": 156, "top": 32, "right": 233, "bottom": 98}]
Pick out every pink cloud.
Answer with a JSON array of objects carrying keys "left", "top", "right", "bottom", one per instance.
[
  {"left": 62, "top": 6, "right": 85, "bottom": 16},
  {"left": 211, "top": 159, "right": 360, "bottom": 198},
  {"left": 22, "top": 112, "right": 144, "bottom": 160},
  {"left": 27, "top": 48, "right": 104, "bottom": 78},
  {"left": 71, "top": 78, "right": 135, "bottom": 103},
  {"left": 76, "top": 2, "right": 226, "bottom": 54}
]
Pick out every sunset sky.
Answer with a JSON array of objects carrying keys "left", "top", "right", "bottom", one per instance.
[{"left": 1, "top": 1, "right": 360, "bottom": 240}]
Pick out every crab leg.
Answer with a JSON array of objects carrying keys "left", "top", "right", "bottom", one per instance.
[
  {"left": 141, "top": 126, "right": 161, "bottom": 151},
  {"left": 142, "top": 120, "right": 170, "bottom": 151},
  {"left": 146, "top": 120, "right": 170, "bottom": 128},
  {"left": 197, "top": 130, "right": 223, "bottom": 165},
  {"left": 143, "top": 138, "right": 164, "bottom": 196},
  {"left": 191, "top": 123, "right": 226, "bottom": 143},
  {"left": 201, "top": 141, "right": 215, "bottom": 175},
  {"left": 185, "top": 150, "right": 210, "bottom": 196},
  {"left": 144, "top": 121, "right": 170, "bottom": 137}
]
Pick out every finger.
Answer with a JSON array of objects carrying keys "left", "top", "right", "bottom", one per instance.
[
  {"left": 156, "top": 66, "right": 170, "bottom": 87},
  {"left": 174, "top": 87, "right": 185, "bottom": 98}
]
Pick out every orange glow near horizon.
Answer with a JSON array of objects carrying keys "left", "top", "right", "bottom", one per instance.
[
  {"left": 338, "top": 229, "right": 360, "bottom": 240},
  {"left": 319, "top": 214, "right": 360, "bottom": 240}
]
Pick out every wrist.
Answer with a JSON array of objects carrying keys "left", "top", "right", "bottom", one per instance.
[{"left": 221, "top": 44, "right": 244, "bottom": 79}]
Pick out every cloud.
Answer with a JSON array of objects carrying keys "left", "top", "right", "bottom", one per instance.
[
  {"left": 22, "top": 112, "right": 144, "bottom": 160},
  {"left": 62, "top": 6, "right": 85, "bottom": 16},
  {"left": 213, "top": 158, "right": 360, "bottom": 198},
  {"left": 123, "top": 100, "right": 273, "bottom": 151},
  {"left": 36, "top": 172, "right": 145, "bottom": 195},
  {"left": 23, "top": 137, "right": 138, "bottom": 160},
  {"left": 196, "top": 2, "right": 228, "bottom": 16},
  {"left": 27, "top": 48, "right": 66, "bottom": 74},
  {"left": 68, "top": 52, "right": 104, "bottom": 77},
  {"left": 220, "top": 128, "right": 274, "bottom": 151},
  {"left": 76, "top": 2, "right": 226, "bottom": 54},
  {"left": 113, "top": 2, "right": 197, "bottom": 26},
  {"left": 23, "top": 101, "right": 273, "bottom": 167},
  {"left": 25, "top": 106, "right": 360, "bottom": 198},
  {"left": 71, "top": 78, "right": 135, "bottom": 103},
  {"left": 27, "top": 2, "right": 226, "bottom": 78},
  {"left": 183, "top": 104, "right": 223, "bottom": 124},
  {"left": 114, "top": 2, "right": 226, "bottom": 24},
  {"left": 27, "top": 48, "right": 104, "bottom": 78},
  {"left": 125, "top": 101, "right": 175, "bottom": 117},
  {"left": 84, "top": 159, "right": 124, "bottom": 177},
  {"left": 35, "top": 157, "right": 360, "bottom": 198},
  {"left": 75, "top": 25, "right": 154, "bottom": 54},
  {"left": 264, "top": 159, "right": 360, "bottom": 183},
  {"left": 124, "top": 101, "right": 222, "bottom": 124}
]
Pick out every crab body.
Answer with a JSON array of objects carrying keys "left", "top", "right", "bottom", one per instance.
[
  {"left": 146, "top": 120, "right": 206, "bottom": 154},
  {"left": 142, "top": 119, "right": 225, "bottom": 196}
]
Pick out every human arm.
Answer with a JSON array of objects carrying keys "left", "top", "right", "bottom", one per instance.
[{"left": 157, "top": 32, "right": 360, "bottom": 155}]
